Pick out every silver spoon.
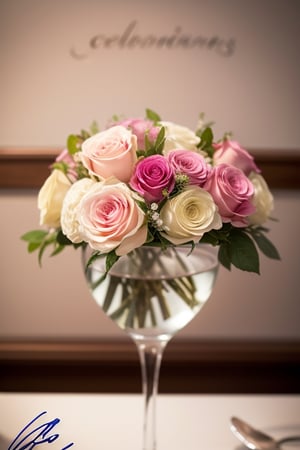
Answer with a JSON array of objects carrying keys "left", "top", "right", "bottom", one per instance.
[{"left": 230, "top": 416, "right": 300, "bottom": 449}]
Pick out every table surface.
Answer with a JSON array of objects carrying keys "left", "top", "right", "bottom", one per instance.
[{"left": 0, "top": 393, "right": 299, "bottom": 450}]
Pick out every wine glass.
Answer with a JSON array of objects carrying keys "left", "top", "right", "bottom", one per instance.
[{"left": 82, "top": 244, "right": 219, "bottom": 450}]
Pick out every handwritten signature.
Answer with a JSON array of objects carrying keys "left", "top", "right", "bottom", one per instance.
[{"left": 8, "top": 411, "right": 74, "bottom": 449}]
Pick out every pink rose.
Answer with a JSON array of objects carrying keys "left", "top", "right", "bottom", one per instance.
[
  {"left": 130, "top": 154, "right": 176, "bottom": 203},
  {"left": 81, "top": 125, "right": 137, "bottom": 182},
  {"left": 213, "top": 139, "right": 260, "bottom": 175},
  {"left": 167, "top": 149, "right": 211, "bottom": 186},
  {"left": 204, "top": 164, "right": 255, "bottom": 227},
  {"left": 78, "top": 180, "right": 147, "bottom": 255},
  {"left": 112, "top": 118, "right": 160, "bottom": 150}
]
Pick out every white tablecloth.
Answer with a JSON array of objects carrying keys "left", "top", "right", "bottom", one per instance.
[{"left": 0, "top": 393, "right": 299, "bottom": 449}]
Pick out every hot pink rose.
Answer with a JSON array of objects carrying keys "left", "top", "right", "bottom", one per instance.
[
  {"left": 112, "top": 118, "right": 160, "bottom": 150},
  {"left": 81, "top": 125, "right": 137, "bottom": 182},
  {"left": 204, "top": 164, "right": 255, "bottom": 227},
  {"left": 167, "top": 149, "right": 211, "bottom": 186},
  {"left": 78, "top": 179, "right": 147, "bottom": 255},
  {"left": 130, "top": 154, "right": 176, "bottom": 203},
  {"left": 213, "top": 139, "right": 260, "bottom": 175}
]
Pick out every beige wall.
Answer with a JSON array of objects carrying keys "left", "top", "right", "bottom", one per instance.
[
  {"left": 0, "top": 188, "right": 299, "bottom": 340},
  {"left": 1, "top": 0, "right": 300, "bottom": 149}
]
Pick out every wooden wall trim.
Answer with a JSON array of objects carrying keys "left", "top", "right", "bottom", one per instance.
[
  {"left": 0, "top": 148, "right": 300, "bottom": 189},
  {"left": 1, "top": 339, "right": 299, "bottom": 394}
]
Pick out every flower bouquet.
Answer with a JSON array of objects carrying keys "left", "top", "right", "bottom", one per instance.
[{"left": 22, "top": 108, "right": 279, "bottom": 274}]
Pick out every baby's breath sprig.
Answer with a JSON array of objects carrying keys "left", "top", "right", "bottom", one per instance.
[{"left": 147, "top": 203, "right": 165, "bottom": 231}]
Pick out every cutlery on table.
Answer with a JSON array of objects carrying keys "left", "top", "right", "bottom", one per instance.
[{"left": 230, "top": 416, "right": 300, "bottom": 449}]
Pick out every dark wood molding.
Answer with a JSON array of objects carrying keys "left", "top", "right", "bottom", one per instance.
[
  {"left": 0, "top": 148, "right": 300, "bottom": 189},
  {"left": 0, "top": 148, "right": 59, "bottom": 189},
  {"left": 1, "top": 339, "right": 299, "bottom": 394}
]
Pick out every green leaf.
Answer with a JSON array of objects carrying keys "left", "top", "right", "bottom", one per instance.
[
  {"left": 105, "top": 250, "right": 120, "bottom": 273},
  {"left": 67, "top": 134, "right": 81, "bottom": 155},
  {"left": 200, "top": 231, "right": 220, "bottom": 246},
  {"left": 56, "top": 229, "right": 74, "bottom": 246},
  {"left": 135, "top": 199, "right": 148, "bottom": 213},
  {"left": 38, "top": 241, "right": 49, "bottom": 266},
  {"left": 51, "top": 161, "right": 68, "bottom": 174},
  {"left": 81, "top": 129, "right": 91, "bottom": 140},
  {"left": 145, "top": 108, "right": 161, "bottom": 123},
  {"left": 249, "top": 229, "right": 281, "bottom": 260},
  {"left": 85, "top": 250, "right": 102, "bottom": 270},
  {"left": 90, "top": 121, "right": 99, "bottom": 135},
  {"left": 153, "top": 126, "right": 165, "bottom": 154},
  {"left": 198, "top": 126, "right": 214, "bottom": 157},
  {"left": 21, "top": 230, "right": 48, "bottom": 244},
  {"left": 230, "top": 231, "right": 260, "bottom": 274},
  {"left": 136, "top": 149, "right": 146, "bottom": 158},
  {"left": 28, "top": 241, "right": 42, "bottom": 253},
  {"left": 218, "top": 243, "right": 232, "bottom": 270},
  {"left": 50, "top": 244, "right": 65, "bottom": 257},
  {"left": 144, "top": 133, "right": 151, "bottom": 152}
]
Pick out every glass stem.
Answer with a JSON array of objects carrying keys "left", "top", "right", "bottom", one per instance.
[{"left": 135, "top": 339, "right": 168, "bottom": 450}]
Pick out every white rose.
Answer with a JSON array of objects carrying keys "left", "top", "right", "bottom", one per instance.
[
  {"left": 248, "top": 173, "right": 274, "bottom": 225},
  {"left": 160, "top": 121, "right": 200, "bottom": 153},
  {"left": 160, "top": 186, "right": 222, "bottom": 245},
  {"left": 38, "top": 169, "right": 72, "bottom": 229},
  {"left": 61, "top": 178, "right": 95, "bottom": 243}
]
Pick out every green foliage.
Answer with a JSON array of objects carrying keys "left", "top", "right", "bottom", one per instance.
[
  {"left": 197, "top": 126, "right": 215, "bottom": 158},
  {"left": 145, "top": 108, "right": 161, "bottom": 123},
  {"left": 105, "top": 250, "right": 120, "bottom": 273},
  {"left": 21, "top": 230, "right": 49, "bottom": 253},
  {"left": 67, "top": 134, "right": 81, "bottom": 155},
  {"left": 89, "top": 120, "right": 100, "bottom": 135},
  {"left": 246, "top": 227, "right": 281, "bottom": 260},
  {"left": 201, "top": 223, "right": 280, "bottom": 274},
  {"left": 51, "top": 161, "right": 69, "bottom": 174},
  {"left": 219, "top": 229, "right": 260, "bottom": 273},
  {"left": 138, "top": 126, "right": 166, "bottom": 157},
  {"left": 21, "top": 228, "right": 79, "bottom": 266}
]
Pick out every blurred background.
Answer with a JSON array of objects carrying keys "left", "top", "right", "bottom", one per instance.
[{"left": 1, "top": 0, "right": 299, "bottom": 344}]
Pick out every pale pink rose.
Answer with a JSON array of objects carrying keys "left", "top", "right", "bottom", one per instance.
[
  {"left": 111, "top": 118, "right": 160, "bottom": 150},
  {"left": 204, "top": 164, "right": 255, "bottom": 227},
  {"left": 130, "top": 154, "right": 176, "bottom": 203},
  {"left": 78, "top": 180, "right": 147, "bottom": 255},
  {"left": 81, "top": 125, "right": 137, "bottom": 182},
  {"left": 160, "top": 186, "right": 222, "bottom": 245},
  {"left": 167, "top": 149, "right": 211, "bottom": 186},
  {"left": 213, "top": 139, "right": 260, "bottom": 175}
]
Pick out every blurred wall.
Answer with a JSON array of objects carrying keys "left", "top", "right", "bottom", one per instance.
[
  {"left": 1, "top": 0, "right": 299, "bottom": 340},
  {"left": 1, "top": 0, "right": 300, "bottom": 149}
]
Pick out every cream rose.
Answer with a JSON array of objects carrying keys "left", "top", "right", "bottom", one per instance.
[
  {"left": 61, "top": 178, "right": 96, "bottom": 243},
  {"left": 248, "top": 173, "right": 274, "bottom": 225},
  {"left": 160, "top": 121, "right": 200, "bottom": 153},
  {"left": 160, "top": 186, "right": 222, "bottom": 245},
  {"left": 38, "top": 169, "right": 72, "bottom": 229},
  {"left": 77, "top": 179, "right": 147, "bottom": 255},
  {"left": 81, "top": 125, "right": 137, "bottom": 182}
]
